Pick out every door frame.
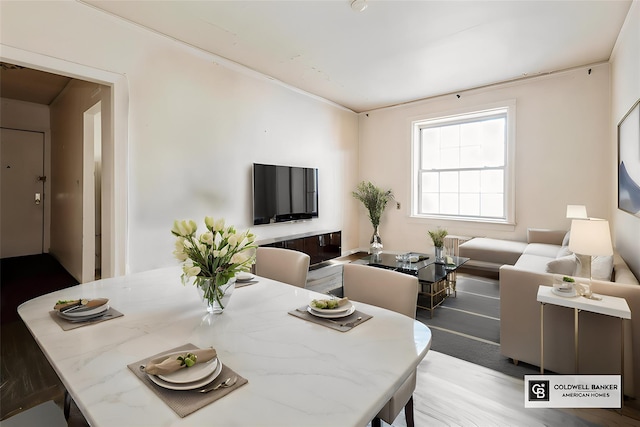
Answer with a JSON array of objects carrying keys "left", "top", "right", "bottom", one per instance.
[{"left": 0, "top": 45, "right": 129, "bottom": 278}]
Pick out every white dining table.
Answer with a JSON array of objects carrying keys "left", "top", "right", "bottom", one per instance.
[{"left": 18, "top": 266, "right": 432, "bottom": 426}]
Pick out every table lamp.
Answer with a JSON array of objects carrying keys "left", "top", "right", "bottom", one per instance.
[
  {"left": 566, "top": 204, "right": 588, "bottom": 219},
  {"left": 568, "top": 218, "right": 613, "bottom": 280}
]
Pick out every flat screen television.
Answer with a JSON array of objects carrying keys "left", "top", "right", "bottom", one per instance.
[{"left": 252, "top": 163, "right": 318, "bottom": 225}]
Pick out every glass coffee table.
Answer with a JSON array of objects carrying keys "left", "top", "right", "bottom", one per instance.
[{"left": 355, "top": 252, "right": 469, "bottom": 317}]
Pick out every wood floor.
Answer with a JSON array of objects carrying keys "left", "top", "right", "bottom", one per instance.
[{"left": 405, "top": 351, "right": 640, "bottom": 427}]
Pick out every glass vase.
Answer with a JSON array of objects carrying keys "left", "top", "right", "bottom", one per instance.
[
  {"left": 197, "top": 276, "right": 236, "bottom": 314},
  {"left": 435, "top": 246, "right": 444, "bottom": 263},
  {"left": 370, "top": 225, "right": 383, "bottom": 255}
]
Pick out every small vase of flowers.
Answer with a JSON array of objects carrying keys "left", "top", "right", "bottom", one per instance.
[
  {"left": 428, "top": 227, "right": 448, "bottom": 262},
  {"left": 171, "top": 217, "right": 257, "bottom": 314}
]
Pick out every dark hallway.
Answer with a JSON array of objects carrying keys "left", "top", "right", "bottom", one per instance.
[{"left": 0, "top": 254, "right": 86, "bottom": 424}]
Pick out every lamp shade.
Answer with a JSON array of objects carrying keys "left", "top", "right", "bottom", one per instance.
[
  {"left": 568, "top": 219, "right": 613, "bottom": 256},
  {"left": 566, "top": 205, "right": 588, "bottom": 219}
]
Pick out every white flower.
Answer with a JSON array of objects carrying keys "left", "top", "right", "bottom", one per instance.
[
  {"left": 183, "top": 263, "right": 201, "bottom": 277},
  {"left": 231, "top": 252, "right": 248, "bottom": 264},
  {"left": 227, "top": 234, "right": 239, "bottom": 248},
  {"left": 204, "top": 216, "right": 215, "bottom": 230},
  {"left": 213, "top": 232, "right": 223, "bottom": 248},
  {"left": 200, "top": 231, "right": 214, "bottom": 245},
  {"left": 213, "top": 218, "right": 225, "bottom": 232},
  {"left": 173, "top": 249, "right": 188, "bottom": 262},
  {"left": 172, "top": 219, "right": 197, "bottom": 236},
  {"left": 219, "top": 246, "right": 228, "bottom": 257}
]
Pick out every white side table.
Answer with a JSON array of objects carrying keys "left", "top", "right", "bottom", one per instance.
[{"left": 537, "top": 286, "right": 631, "bottom": 405}]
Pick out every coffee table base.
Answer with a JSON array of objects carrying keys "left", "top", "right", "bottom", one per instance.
[{"left": 417, "top": 278, "right": 451, "bottom": 318}]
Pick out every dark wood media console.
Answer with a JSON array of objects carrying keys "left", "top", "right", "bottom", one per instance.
[{"left": 257, "top": 230, "right": 341, "bottom": 267}]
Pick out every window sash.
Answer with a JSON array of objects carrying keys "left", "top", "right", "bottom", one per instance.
[{"left": 413, "top": 106, "right": 512, "bottom": 222}]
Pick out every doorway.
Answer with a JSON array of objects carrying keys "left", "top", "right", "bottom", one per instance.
[
  {"left": 1, "top": 46, "right": 128, "bottom": 279},
  {"left": 0, "top": 128, "right": 45, "bottom": 258}
]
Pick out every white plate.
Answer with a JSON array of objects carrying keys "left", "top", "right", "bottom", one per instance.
[
  {"left": 157, "top": 354, "right": 218, "bottom": 383},
  {"left": 236, "top": 272, "right": 255, "bottom": 282},
  {"left": 308, "top": 300, "right": 353, "bottom": 314},
  {"left": 57, "top": 304, "right": 109, "bottom": 319},
  {"left": 307, "top": 305, "right": 356, "bottom": 319},
  {"left": 552, "top": 287, "right": 578, "bottom": 297},
  {"left": 148, "top": 358, "right": 222, "bottom": 390}
]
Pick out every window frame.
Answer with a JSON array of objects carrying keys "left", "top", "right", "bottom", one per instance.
[{"left": 410, "top": 100, "right": 516, "bottom": 224}]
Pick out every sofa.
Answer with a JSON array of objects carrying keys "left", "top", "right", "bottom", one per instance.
[{"left": 459, "top": 229, "right": 640, "bottom": 397}]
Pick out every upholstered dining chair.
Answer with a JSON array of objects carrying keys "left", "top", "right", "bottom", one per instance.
[
  {"left": 255, "top": 247, "right": 311, "bottom": 288},
  {"left": 342, "top": 263, "right": 419, "bottom": 427}
]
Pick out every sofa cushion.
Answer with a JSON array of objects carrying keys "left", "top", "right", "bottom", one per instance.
[
  {"left": 527, "top": 229, "right": 566, "bottom": 245},
  {"left": 592, "top": 255, "right": 614, "bottom": 281},
  {"left": 556, "top": 245, "right": 572, "bottom": 258},
  {"left": 514, "top": 254, "right": 555, "bottom": 272},
  {"left": 523, "top": 243, "right": 563, "bottom": 258},
  {"left": 459, "top": 238, "right": 528, "bottom": 266},
  {"left": 545, "top": 254, "right": 578, "bottom": 276}
]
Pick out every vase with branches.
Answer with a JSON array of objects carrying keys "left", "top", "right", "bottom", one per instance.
[
  {"left": 428, "top": 227, "right": 448, "bottom": 262},
  {"left": 352, "top": 181, "right": 394, "bottom": 255}
]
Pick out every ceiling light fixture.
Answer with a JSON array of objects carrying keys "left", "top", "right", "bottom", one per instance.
[{"left": 351, "top": 0, "right": 368, "bottom": 12}]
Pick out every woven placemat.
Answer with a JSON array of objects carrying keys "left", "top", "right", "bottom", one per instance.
[
  {"left": 288, "top": 306, "right": 372, "bottom": 332},
  {"left": 128, "top": 343, "right": 248, "bottom": 418},
  {"left": 49, "top": 307, "right": 124, "bottom": 331}
]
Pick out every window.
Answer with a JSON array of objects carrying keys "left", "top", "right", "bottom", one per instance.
[{"left": 412, "top": 102, "right": 515, "bottom": 223}]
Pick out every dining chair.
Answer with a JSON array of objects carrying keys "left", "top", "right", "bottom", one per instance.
[
  {"left": 342, "top": 263, "right": 419, "bottom": 427},
  {"left": 255, "top": 247, "right": 311, "bottom": 288}
]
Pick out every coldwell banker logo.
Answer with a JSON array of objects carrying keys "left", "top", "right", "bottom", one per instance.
[
  {"left": 529, "top": 380, "right": 550, "bottom": 402},
  {"left": 525, "top": 375, "right": 621, "bottom": 408}
]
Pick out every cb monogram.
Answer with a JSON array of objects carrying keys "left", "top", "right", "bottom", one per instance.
[{"left": 529, "top": 380, "right": 549, "bottom": 401}]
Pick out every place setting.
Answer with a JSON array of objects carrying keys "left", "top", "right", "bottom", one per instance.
[
  {"left": 288, "top": 297, "right": 372, "bottom": 332},
  {"left": 128, "top": 343, "right": 248, "bottom": 418},
  {"left": 49, "top": 297, "right": 123, "bottom": 331},
  {"left": 235, "top": 271, "right": 258, "bottom": 288}
]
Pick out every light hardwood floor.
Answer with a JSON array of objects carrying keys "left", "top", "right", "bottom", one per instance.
[{"left": 383, "top": 350, "right": 640, "bottom": 427}]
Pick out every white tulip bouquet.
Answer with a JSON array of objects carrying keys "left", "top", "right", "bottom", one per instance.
[{"left": 171, "top": 217, "right": 256, "bottom": 309}]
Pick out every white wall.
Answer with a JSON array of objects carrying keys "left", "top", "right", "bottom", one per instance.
[
  {"left": 611, "top": 0, "right": 640, "bottom": 278},
  {"left": 0, "top": 1, "right": 359, "bottom": 273},
  {"left": 0, "top": 98, "right": 51, "bottom": 252},
  {"left": 358, "top": 65, "right": 611, "bottom": 253}
]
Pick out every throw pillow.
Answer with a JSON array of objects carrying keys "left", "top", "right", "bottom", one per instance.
[
  {"left": 562, "top": 231, "right": 571, "bottom": 247},
  {"left": 591, "top": 255, "right": 614, "bottom": 281},
  {"left": 546, "top": 254, "right": 578, "bottom": 276},
  {"left": 556, "top": 246, "right": 572, "bottom": 258}
]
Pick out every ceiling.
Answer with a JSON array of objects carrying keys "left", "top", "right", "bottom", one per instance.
[
  {"left": 2, "top": 1, "right": 632, "bottom": 112},
  {"left": 82, "top": 0, "right": 631, "bottom": 112},
  {"left": 0, "top": 63, "right": 71, "bottom": 105}
]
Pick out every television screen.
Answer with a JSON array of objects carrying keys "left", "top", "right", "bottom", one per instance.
[{"left": 252, "top": 163, "right": 318, "bottom": 225}]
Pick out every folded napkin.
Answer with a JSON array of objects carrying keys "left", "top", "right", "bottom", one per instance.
[
  {"left": 309, "top": 297, "right": 349, "bottom": 310},
  {"left": 143, "top": 348, "right": 217, "bottom": 376}
]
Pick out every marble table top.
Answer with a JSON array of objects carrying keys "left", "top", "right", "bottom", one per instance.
[{"left": 18, "top": 266, "right": 432, "bottom": 426}]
